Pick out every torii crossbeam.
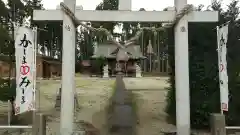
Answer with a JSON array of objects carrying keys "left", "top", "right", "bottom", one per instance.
[
  {"left": 34, "top": 8, "right": 217, "bottom": 22},
  {"left": 33, "top": 0, "right": 218, "bottom": 135}
]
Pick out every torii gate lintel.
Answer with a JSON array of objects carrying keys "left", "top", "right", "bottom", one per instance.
[{"left": 33, "top": 10, "right": 218, "bottom": 22}]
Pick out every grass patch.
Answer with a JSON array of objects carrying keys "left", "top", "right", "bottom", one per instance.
[
  {"left": 76, "top": 80, "right": 93, "bottom": 88},
  {"left": 75, "top": 73, "right": 81, "bottom": 77},
  {"left": 76, "top": 78, "right": 114, "bottom": 88},
  {"left": 130, "top": 92, "right": 138, "bottom": 123},
  {"left": 38, "top": 76, "right": 115, "bottom": 89}
]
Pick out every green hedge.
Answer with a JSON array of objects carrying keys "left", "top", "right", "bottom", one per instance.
[{"left": 0, "top": 78, "right": 16, "bottom": 102}]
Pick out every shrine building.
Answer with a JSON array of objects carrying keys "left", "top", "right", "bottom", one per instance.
[{"left": 91, "top": 42, "right": 145, "bottom": 77}]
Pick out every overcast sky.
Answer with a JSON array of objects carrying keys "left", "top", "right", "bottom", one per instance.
[
  {"left": 41, "top": 0, "right": 233, "bottom": 10},
  {"left": 1, "top": 0, "right": 234, "bottom": 10}
]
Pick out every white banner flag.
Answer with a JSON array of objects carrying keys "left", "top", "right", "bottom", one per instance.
[
  {"left": 217, "top": 24, "right": 229, "bottom": 112},
  {"left": 14, "top": 27, "right": 36, "bottom": 115}
]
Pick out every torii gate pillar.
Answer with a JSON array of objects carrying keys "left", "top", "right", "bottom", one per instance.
[
  {"left": 60, "top": 0, "right": 76, "bottom": 135},
  {"left": 174, "top": 0, "right": 191, "bottom": 134}
]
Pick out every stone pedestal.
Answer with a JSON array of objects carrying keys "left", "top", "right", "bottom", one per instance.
[
  {"left": 135, "top": 64, "right": 142, "bottom": 78},
  {"left": 210, "top": 113, "right": 226, "bottom": 135},
  {"left": 103, "top": 64, "right": 109, "bottom": 78}
]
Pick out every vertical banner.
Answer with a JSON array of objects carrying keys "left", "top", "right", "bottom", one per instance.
[
  {"left": 217, "top": 24, "right": 229, "bottom": 112},
  {"left": 14, "top": 27, "right": 36, "bottom": 115}
]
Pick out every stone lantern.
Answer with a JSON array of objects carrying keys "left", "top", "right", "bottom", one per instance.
[{"left": 147, "top": 39, "right": 154, "bottom": 72}]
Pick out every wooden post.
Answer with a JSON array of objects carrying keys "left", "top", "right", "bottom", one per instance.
[
  {"left": 210, "top": 113, "right": 226, "bottom": 135},
  {"left": 32, "top": 81, "right": 40, "bottom": 135},
  {"left": 7, "top": 100, "right": 11, "bottom": 125},
  {"left": 32, "top": 112, "right": 38, "bottom": 135},
  {"left": 32, "top": 113, "right": 46, "bottom": 135},
  {"left": 38, "top": 113, "right": 46, "bottom": 135}
]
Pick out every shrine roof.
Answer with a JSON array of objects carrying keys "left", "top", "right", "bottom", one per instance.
[
  {"left": 37, "top": 54, "right": 61, "bottom": 62},
  {"left": 91, "top": 43, "right": 145, "bottom": 59}
]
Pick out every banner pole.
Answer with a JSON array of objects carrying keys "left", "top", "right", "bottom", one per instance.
[{"left": 32, "top": 27, "right": 38, "bottom": 135}]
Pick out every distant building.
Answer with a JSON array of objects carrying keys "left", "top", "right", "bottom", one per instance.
[
  {"left": 36, "top": 55, "right": 62, "bottom": 78},
  {"left": 0, "top": 55, "right": 15, "bottom": 78},
  {"left": 0, "top": 54, "right": 61, "bottom": 79}
]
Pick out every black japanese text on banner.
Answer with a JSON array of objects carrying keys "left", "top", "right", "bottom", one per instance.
[{"left": 14, "top": 27, "right": 36, "bottom": 115}]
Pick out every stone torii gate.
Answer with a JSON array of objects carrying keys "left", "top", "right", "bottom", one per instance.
[{"left": 33, "top": 0, "right": 218, "bottom": 135}]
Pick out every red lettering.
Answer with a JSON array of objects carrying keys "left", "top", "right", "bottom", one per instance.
[
  {"left": 220, "top": 64, "right": 224, "bottom": 72},
  {"left": 20, "top": 65, "right": 30, "bottom": 75},
  {"left": 221, "top": 103, "right": 228, "bottom": 111},
  {"left": 15, "top": 106, "right": 20, "bottom": 114}
]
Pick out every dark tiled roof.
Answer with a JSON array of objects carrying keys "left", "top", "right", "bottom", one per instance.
[
  {"left": 0, "top": 54, "right": 13, "bottom": 62},
  {"left": 91, "top": 44, "right": 145, "bottom": 59}
]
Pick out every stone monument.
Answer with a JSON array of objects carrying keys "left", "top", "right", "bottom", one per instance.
[
  {"left": 135, "top": 64, "right": 142, "bottom": 78},
  {"left": 93, "top": 41, "right": 98, "bottom": 54},
  {"left": 103, "top": 64, "right": 109, "bottom": 78}
]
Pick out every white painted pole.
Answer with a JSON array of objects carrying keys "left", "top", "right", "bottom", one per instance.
[
  {"left": 32, "top": 27, "right": 38, "bottom": 135},
  {"left": 118, "top": 0, "right": 131, "bottom": 10},
  {"left": 8, "top": 100, "right": 11, "bottom": 125},
  {"left": 174, "top": 0, "right": 190, "bottom": 134},
  {"left": 216, "top": 26, "right": 224, "bottom": 114},
  {"left": 60, "top": 0, "right": 76, "bottom": 135}
]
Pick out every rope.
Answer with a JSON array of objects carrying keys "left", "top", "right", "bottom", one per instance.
[
  {"left": 59, "top": 2, "right": 194, "bottom": 47},
  {"left": 60, "top": 2, "right": 124, "bottom": 49},
  {"left": 125, "top": 4, "right": 194, "bottom": 45}
]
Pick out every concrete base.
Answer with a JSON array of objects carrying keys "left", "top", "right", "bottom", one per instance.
[
  {"left": 210, "top": 113, "right": 226, "bottom": 135},
  {"left": 136, "top": 73, "right": 142, "bottom": 78},
  {"left": 103, "top": 73, "right": 109, "bottom": 78}
]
